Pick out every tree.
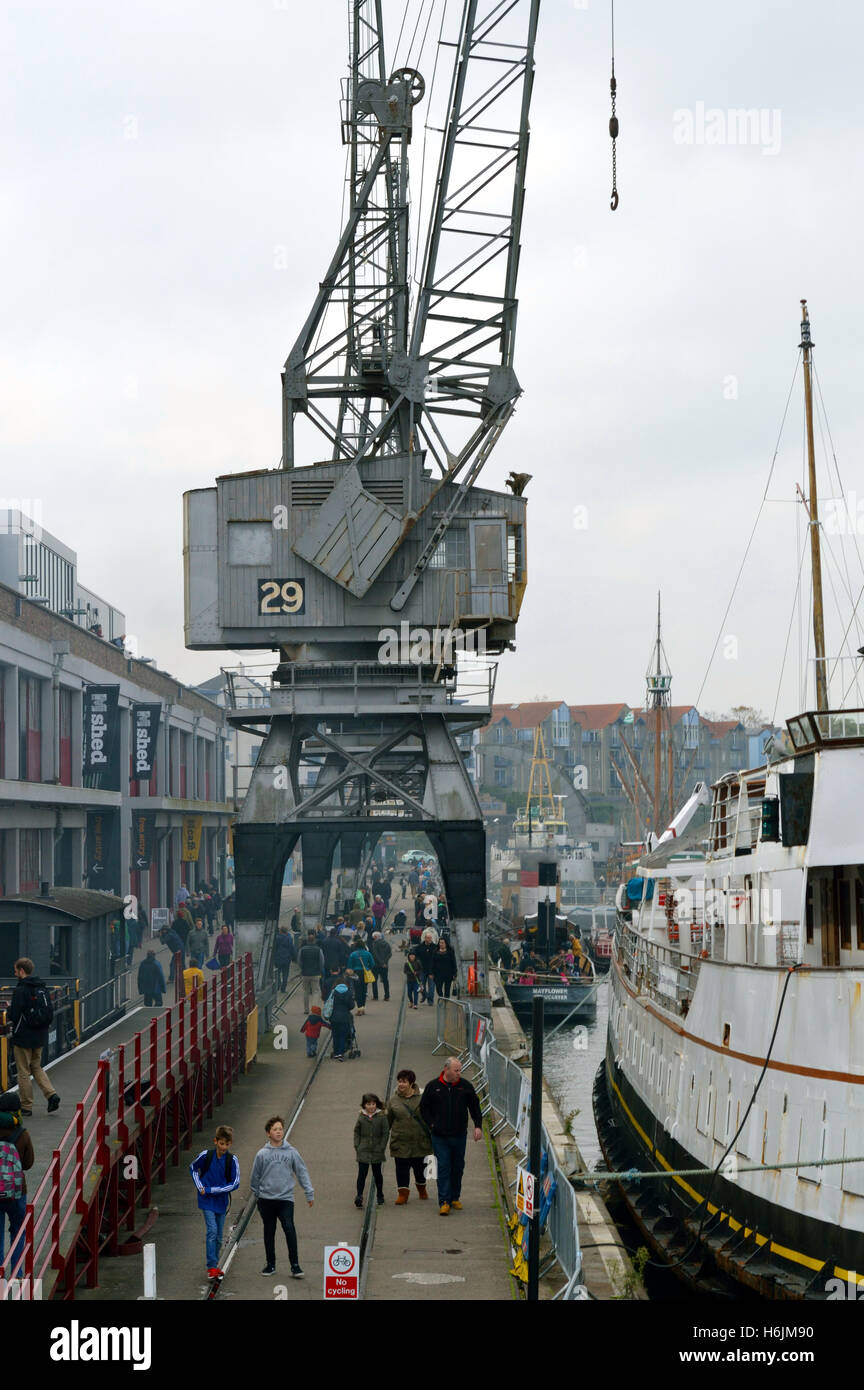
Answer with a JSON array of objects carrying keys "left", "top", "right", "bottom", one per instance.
[{"left": 703, "top": 705, "right": 770, "bottom": 730}]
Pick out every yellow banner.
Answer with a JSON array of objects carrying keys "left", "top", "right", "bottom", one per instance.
[{"left": 182, "top": 815, "right": 203, "bottom": 862}]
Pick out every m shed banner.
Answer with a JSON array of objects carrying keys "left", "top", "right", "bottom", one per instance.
[
  {"left": 182, "top": 815, "right": 203, "bottom": 862},
  {"left": 131, "top": 703, "right": 161, "bottom": 781},
  {"left": 83, "top": 684, "right": 121, "bottom": 786}
]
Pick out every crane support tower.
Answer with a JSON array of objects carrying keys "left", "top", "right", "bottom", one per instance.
[{"left": 183, "top": 0, "right": 541, "bottom": 998}]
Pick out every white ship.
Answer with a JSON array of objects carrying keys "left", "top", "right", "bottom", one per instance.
[{"left": 594, "top": 303, "right": 864, "bottom": 1299}]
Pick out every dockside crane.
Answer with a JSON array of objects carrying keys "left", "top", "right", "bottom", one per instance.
[{"left": 184, "top": 0, "right": 541, "bottom": 995}]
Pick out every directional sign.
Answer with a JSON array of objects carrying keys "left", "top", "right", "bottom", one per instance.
[
  {"left": 516, "top": 1165, "right": 535, "bottom": 1218},
  {"left": 323, "top": 1244, "right": 359, "bottom": 1300}
]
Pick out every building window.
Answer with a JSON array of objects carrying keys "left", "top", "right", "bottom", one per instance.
[
  {"left": 19, "top": 675, "right": 42, "bottom": 781},
  {"left": 507, "top": 525, "right": 524, "bottom": 583},
  {"left": 429, "top": 527, "right": 468, "bottom": 570},
  {"left": 20, "top": 828, "right": 41, "bottom": 892},
  {"left": 551, "top": 716, "right": 569, "bottom": 747},
  {"left": 582, "top": 730, "right": 598, "bottom": 744},
  {"left": 59, "top": 687, "right": 73, "bottom": 786},
  {"left": 0, "top": 676, "right": 5, "bottom": 779}
]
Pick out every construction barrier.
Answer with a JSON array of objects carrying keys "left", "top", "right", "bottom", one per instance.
[{"left": 435, "top": 997, "right": 585, "bottom": 1299}]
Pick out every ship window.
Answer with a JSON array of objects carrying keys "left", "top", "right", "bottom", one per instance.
[
  {"left": 857, "top": 875, "right": 864, "bottom": 950},
  {"left": 839, "top": 876, "right": 852, "bottom": 950},
  {"left": 639, "top": 1040, "right": 645, "bottom": 1074},
  {"left": 722, "top": 1022, "right": 730, "bottom": 1047},
  {"left": 805, "top": 881, "right": 814, "bottom": 944}
]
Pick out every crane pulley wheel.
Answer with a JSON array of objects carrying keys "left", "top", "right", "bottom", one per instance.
[{"left": 390, "top": 66, "right": 426, "bottom": 106}]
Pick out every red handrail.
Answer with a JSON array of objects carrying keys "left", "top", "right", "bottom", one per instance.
[{"left": 0, "top": 954, "right": 254, "bottom": 1299}]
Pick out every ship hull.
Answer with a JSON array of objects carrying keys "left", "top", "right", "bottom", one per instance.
[{"left": 593, "top": 1038, "right": 861, "bottom": 1299}]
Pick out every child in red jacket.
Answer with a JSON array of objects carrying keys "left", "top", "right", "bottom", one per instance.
[{"left": 300, "top": 1005, "right": 328, "bottom": 1057}]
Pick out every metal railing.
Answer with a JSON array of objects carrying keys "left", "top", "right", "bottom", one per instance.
[
  {"left": 434, "top": 998, "right": 584, "bottom": 1298},
  {"left": 0, "top": 955, "right": 255, "bottom": 1301}
]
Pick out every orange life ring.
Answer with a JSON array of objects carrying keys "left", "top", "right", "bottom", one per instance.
[{"left": 467, "top": 965, "right": 477, "bottom": 996}]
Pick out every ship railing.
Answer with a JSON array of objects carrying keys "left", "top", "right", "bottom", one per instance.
[
  {"left": 614, "top": 921, "right": 701, "bottom": 1019},
  {"left": 435, "top": 997, "right": 586, "bottom": 1299}
]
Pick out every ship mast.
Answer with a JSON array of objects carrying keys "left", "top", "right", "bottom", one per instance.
[
  {"left": 800, "top": 299, "right": 828, "bottom": 712},
  {"left": 646, "top": 592, "right": 672, "bottom": 835}
]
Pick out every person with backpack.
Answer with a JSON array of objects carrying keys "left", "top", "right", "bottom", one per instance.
[
  {"left": 324, "top": 980, "right": 355, "bottom": 1061},
  {"left": 10, "top": 959, "right": 59, "bottom": 1116},
  {"left": 0, "top": 1090, "right": 34, "bottom": 1264},
  {"left": 190, "top": 1125, "right": 240, "bottom": 1277}
]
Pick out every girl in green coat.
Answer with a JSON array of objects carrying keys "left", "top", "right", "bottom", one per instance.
[{"left": 354, "top": 1093, "right": 388, "bottom": 1207}]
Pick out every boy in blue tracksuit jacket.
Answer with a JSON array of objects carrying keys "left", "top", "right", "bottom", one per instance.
[{"left": 190, "top": 1124, "right": 240, "bottom": 1275}]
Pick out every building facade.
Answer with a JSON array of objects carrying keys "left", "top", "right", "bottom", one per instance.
[{"left": 0, "top": 581, "right": 233, "bottom": 920}]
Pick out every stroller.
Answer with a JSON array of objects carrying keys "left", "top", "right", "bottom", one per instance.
[{"left": 346, "top": 1016, "right": 361, "bottom": 1060}]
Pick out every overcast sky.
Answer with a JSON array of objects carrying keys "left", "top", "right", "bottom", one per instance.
[{"left": 3, "top": 0, "right": 863, "bottom": 724}]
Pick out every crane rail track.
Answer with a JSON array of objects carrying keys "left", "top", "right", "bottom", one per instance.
[{"left": 202, "top": 967, "right": 408, "bottom": 1301}]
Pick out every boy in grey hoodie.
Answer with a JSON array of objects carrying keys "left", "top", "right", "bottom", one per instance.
[{"left": 250, "top": 1114, "right": 314, "bottom": 1277}]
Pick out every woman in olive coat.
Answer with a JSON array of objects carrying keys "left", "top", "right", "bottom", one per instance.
[
  {"left": 386, "top": 1068, "right": 432, "bottom": 1203},
  {"left": 354, "top": 1093, "right": 389, "bottom": 1207}
]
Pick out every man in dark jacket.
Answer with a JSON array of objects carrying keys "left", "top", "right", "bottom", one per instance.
[
  {"left": 274, "top": 927, "right": 295, "bottom": 992},
  {"left": 10, "top": 959, "right": 60, "bottom": 1117},
  {"left": 298, "top": 933, "right": 325, "bottom": 1012},
  {"left": 370, "top": 932, "right": 391, "bottom": 1001},
  {"left": 160, "top": 925, "right": 185, "bottom": 983},
  {"left": 420, "top": 1056, "right": 483, "bottom": 1215},
  {"left": 137, "top": 950, "right": 166, "bottom": 1007},
  {"left": 0, "top": 1089, "right": 34, "bottom": 1263}
]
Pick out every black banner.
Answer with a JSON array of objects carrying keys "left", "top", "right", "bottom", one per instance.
[
  {"left": 131, "top": 811, "right": 157, "bottom": 870},
  {"left": 86, "top": 809, "right": 121, "bottom": 892},
  {"left": 131, "top": 702, "right": 161, "bottom": 781},
  {"left": 83, "top": 684, "right": 121, "bottom": 786}
]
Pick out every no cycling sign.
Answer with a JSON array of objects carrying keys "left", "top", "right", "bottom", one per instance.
[{"left": 324, "top": 1244, "right": 359, "bottom": 1300}]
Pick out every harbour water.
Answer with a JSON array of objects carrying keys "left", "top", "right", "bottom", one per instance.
[{"left": 539, "top": 980, "right": 610, "bottom": 1169}]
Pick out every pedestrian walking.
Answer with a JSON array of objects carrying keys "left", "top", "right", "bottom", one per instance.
[
  {"left": 386, "top": 1069, "right": 432, "bottom": 1204},
  {"left": 371, "top": 894, "right": 386, "bottom": 929},
  {"left": 190, "top": 1125, "right": 240, "bottom": 1276},
  {"left": 175, "top": 884, "right": 190, "bottom": 909},
  {"left": 404, "top": 952, "right": 423, "bottom": 1008},
  {"left": 353, "top": 1093, "right": 388, "bottom": 1207},
  {"left": 399, "top": 875, "right": 407, "bottom": 900},
  {"left": 0, "top": 1090, "right": 34, "bottom": 1264},
  {"left": 137, "top": 950, "right": 166, "bottom": 1007},
  {"left": 274, "top": 926, "right": 295, "bottom": 991},
  {"left": 298, "top": 932, "right": 325, "bottom": 1012},
  {"left": 346, "top": 938, "right": 375, "bottom": 1013},
  {"left": 250, "top": 1115, "right": 313, "bottom": 1277},
  {"left": 300, "top": 1005, "right": 327, "bottom": 1057},
  {"left": 325, "top": 980, "right": 355, "bottom": 1060},
  {"left": 414, "top": 932, "right": 437, "bottom": 1006},
  {"left": 160, "top": 924, "right": 185, "bottom": 983},
  {"left": 186, "top": 918, "right": 210, "bottom": 966},
  {"left": 214, "top": 926, "right": 234, "bottom": 970},
  {"left": 420, "top": 1057, "right": 483, "bottom": 1215},
  {"left": 431, "top": 939, "right": 457, "bottom": 999},
  {"left": 10, "top": 959, "right": 60, "bottom": 1116},
  {"left": 222, "top": 893, "right": 236, "bottom": 929},
  {"left": 370, "top": 932, "right": 391, "bottom": 1001}
]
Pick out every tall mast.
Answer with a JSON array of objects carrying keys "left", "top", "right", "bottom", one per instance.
[
  {"left": 645, "top": 591, "right": 672, "bottom": 836},
  {"left": 800, "top": 300, "right": 828, "bottom": 712}
]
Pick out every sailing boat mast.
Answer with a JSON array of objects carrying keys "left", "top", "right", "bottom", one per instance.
[{"left": 800, "top": 299, "right": 829, "bottom": 712}]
